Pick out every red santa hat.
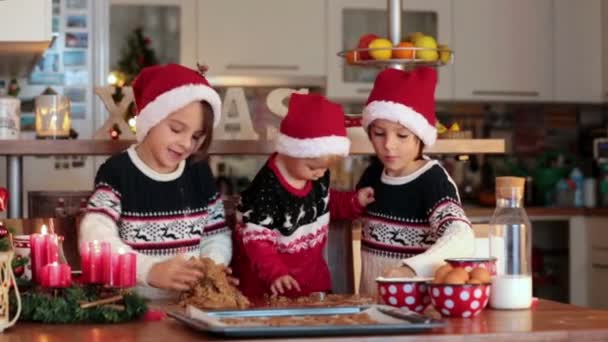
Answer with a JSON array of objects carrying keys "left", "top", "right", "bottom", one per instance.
[
  {"left": 362, "top": 67, "right": 438, "bottom": 146},
  {"left": 132, "top": 63, "right": 222, "bottom": 142},
  {"left": 276, "top": 93, "right": 350, "bottom": 158}
]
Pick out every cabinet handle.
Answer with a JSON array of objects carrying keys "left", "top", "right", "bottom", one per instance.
[
  {"left": 592, "top": 263, "right": 608, "bottom": 269},
  {"left": 226, "top": 64, "right": 299, "bottom": 71},
  {"left": 472, "top": 90, "right": 540, "bottom": 97},
  {"left": 356, "top": 88, "right": 372, "bottom": 94}
]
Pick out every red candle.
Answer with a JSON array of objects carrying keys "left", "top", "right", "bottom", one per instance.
[
  {"left": 79, "top": 242, "right": 90, "bottom": 283},
  {"left": 41, "top": 262, "right": 71, "bottom": 288},
  {"left": 112, "top": 248, "right": 136, "bottom": 288},
  {"left": 81, "top": 241, "right": 111, "bottom": 284},
  {"left": 29, "top": 225, "right": 60, "bottom": 284}
]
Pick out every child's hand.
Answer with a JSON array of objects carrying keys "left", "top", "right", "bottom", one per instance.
[
  {"left": 224, "top": 266, "right": 240, "bottom": 286},
  {"left": 382, "top": 265, "right": 416, "bottom": 278},
  {"left": 357, "top": 187, "right": 375, "bottom": 207},
  {"left": 148, "top": 255, "right": 206, "bottom": 291},
  {"left": 270, "top": 275, "right": 301, "bottom": 296}
]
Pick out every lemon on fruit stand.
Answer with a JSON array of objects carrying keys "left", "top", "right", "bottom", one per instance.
[
  {"left": 415, "top": 35, "right": 439, "bottom": 62},
  {"left": 405, "top": 32, "right": 424, "bottom": 44},
  {"left": 368, "top": 38, "right": 393, "bottom": 60},
  {"left": 438, "top": 44, "right": 452, "bottom": 64},
  {"left": 436, "top": 122, "right": 447, "bottom": 134}
]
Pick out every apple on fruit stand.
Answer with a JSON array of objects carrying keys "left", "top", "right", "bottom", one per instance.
[{"left": 357, "top": 33, "right": 380, "bottom": 60}]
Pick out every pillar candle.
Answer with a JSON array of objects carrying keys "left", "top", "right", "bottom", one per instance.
[
  {"left": 41, "top": 262, "right": 71, "bottom": 288},
  {"left": 82, "top": 241, "right": 111, "bottom": 284},
  {"left": 29, "top": 225, "right": 60, "bottom": 284},
  {"left": 112, "top": 248, "right": 136, "bottom": 288}
]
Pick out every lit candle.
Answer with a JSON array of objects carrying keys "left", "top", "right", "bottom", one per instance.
[
  {"left": 41, "top": 262, "right": 71, "bottom": 288},
  {"left": 29, "top": 225, "right": 59, "bottom": 284},
  {"left": 112, "top": 248, "right": 136, "bottom": 288}
]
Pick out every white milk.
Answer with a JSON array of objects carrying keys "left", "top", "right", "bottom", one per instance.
[{"left": 490, "top": 275, "right": 532, "bottom": 309}]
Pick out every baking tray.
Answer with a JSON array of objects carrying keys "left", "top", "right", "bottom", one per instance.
[{"left": 168, "top": 305, "right": 445, "bottom": 337}]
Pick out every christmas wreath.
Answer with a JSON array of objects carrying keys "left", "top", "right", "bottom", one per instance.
[{"left": 10, "top": 285, "right": 148, "bottom": 324}]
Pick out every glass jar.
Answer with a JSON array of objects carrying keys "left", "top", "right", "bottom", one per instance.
[{"left": 489, "top": 177, "right": 533, "bottom": 309}]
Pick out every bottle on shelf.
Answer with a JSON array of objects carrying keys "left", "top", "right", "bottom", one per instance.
[{"left": 489, "top": 176, "right": 533, "bottom": 310}]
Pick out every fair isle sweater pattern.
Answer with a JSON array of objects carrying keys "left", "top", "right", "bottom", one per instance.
[
  {"left": 357, "top": 159, "right": 471, "bottom": 260},
  {"left": 87, "top": 151, "right": 229, "bottom": 257}
]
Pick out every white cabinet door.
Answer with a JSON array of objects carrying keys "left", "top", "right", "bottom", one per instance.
[
  {"left": 327, "top": 0, "right": 453, "bottom": 101},
  {"left": 554, "top": 0, "right": 605, "bottom": 103},
  {"left": 453, "top": 0, "right": 553, "bottom": 102},
  {"left": 198, "top": 0, "right": 325, "bottom": 77},
  {"left": 110, "top": 0, "right": 198, "bottom": 68},
  {"left": 0, "top": 0, "right": 52, "bottom": 41}
]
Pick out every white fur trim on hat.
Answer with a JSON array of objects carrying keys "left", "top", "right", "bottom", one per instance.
[
  {"left": 275, "top": 133, "right": 351, "bottom": 158},
  {"left": 135, "top": 84, "right": 222, "bottom": 142},
  {"left": 362, "top": 100, "right": 437, "bottom": 146}
]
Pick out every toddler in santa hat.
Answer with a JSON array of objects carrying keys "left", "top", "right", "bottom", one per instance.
[
  {"left": 80, "top": 64, "right": 233, "bottom": 299},
  {"left": 356, "top": 67, "right": 475, "bottom": 296},
  {"left": 233, "top": 93, "right": 374, "bottom": 299}
]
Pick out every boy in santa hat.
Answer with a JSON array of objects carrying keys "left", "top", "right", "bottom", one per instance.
[
  {"left": 357, "top": 67, "right": 475, "bottom": 296},
  {"left": 233, "top": 93, "right": 374, "bottom": 299},
  {"left": 80, "top": 64, "right": 232, "bottom": 299}
]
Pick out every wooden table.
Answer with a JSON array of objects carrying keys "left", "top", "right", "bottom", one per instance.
[{"left": 5, "top": 300, "right": 608, "bottom": 341}]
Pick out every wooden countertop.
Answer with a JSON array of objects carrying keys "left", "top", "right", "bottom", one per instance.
[
  {"left": 0, "top": 138, "right": 505, "bottom": 156},
  {"left": 5, "top": 300, "right": 608, "bottom": 341},
  {"left": 465, "top": 206, "right": 608, "bottom": 218}
]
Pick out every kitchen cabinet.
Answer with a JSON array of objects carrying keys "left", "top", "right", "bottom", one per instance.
[
  {"left": 0, "top": 0, "right": 53, "bottom": 77},
  {"left": 0, "top": 0, "right": 52, "bottom": 42},
  {"left": 197, "top": 0, "right": 326, "bottom": 78},
  {"left": 110, "top": 0, "right": 198, "bottom": 69},
  {"left": 453, "top": 0, "right": 553, "bottom": 102},
  {"left": 554, "top": 0, "right": 608, "bottom": 103},
  {"left": 326, "top": 0, "right": 453, "bottom": 101}
]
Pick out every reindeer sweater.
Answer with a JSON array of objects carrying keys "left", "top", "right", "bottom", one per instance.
[
  {"left": 233, "top": 153, "right": 363, "bottom": 299},
  {"left": 356, "top": 159, "right": 475, "bottom": 296},
  {"left": 79, "top": 146, "right": 231, "bottom": 299}
]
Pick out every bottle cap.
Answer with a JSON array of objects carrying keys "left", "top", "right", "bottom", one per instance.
[{"left": 495, "top": 176, "right": 525, "bottom": 200}]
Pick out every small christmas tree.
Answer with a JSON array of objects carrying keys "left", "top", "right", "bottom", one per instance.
[
  {"left": 112, "top": 27, "right": 158, "bottom": 134},
  {"left": 115, "top": 27, "right": 158, "bottom": 85}
]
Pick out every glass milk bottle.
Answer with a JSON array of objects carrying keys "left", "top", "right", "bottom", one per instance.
[{"left": 489, "top": 177, "right": 533, "bottom": 309}]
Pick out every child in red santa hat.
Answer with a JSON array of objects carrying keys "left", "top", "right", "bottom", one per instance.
[
  {"left": 356, "top": 67, "right": 474, "bottom": 296},
  {"left": 233, "top": 93, "right": 375, "bottom": 299},
  {"left": 80, "top": 64, "right": 232, "bottom": 299}
]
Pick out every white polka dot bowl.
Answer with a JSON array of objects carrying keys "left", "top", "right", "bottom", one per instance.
[
  {"left": 375, "top": 277, "right": 433, "bottom": 313},
  {"left": 444, "top": 257, "right": 497, "bottom": 276},
  {"left": 428, "top": 283, "right": 491, "bottom": 318}
]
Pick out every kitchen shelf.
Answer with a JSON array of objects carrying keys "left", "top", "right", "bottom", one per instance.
[
  {"left": 0, "top": 137, "right": 505, "bottom": 156},
  {"left": 0, "top": 40, "right": 52, "bottom": 78}
]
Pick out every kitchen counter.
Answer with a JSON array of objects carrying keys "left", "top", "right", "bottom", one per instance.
[
  {"left": 5, "top": 300, "right": 608, "bottom": 341},
  {"left": 465, "top": 206, "right": 608, "bottom": 219}
]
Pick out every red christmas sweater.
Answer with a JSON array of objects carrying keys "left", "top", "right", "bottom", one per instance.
[{"left": 233, "top": 154, "right": 363, "bottom": 299}]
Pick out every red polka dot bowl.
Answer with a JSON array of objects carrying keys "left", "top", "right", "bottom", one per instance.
[
  {"left": 444, "top": 257, "right": 497, "bottom": 276},
  {"left": 428, "top": 283, "right": 491, "bottom": 318},
  {"left": 376, "top": 277, "right": 433, "bottom": 313}
]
